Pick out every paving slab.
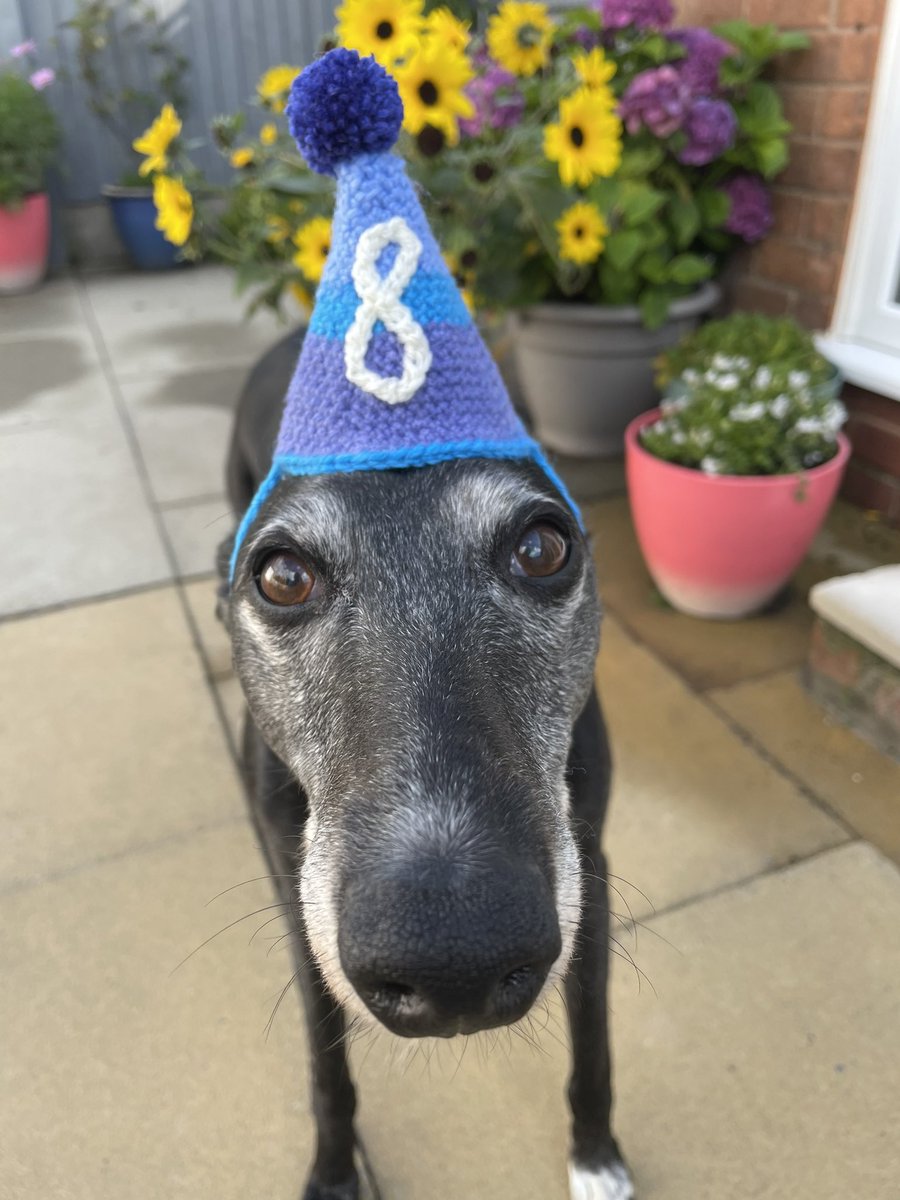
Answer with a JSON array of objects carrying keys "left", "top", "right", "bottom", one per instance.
[
  {"left": 598, "top": 618, "right": 848, "bottom": 918},
  {"left": 712, "top": 668, "right": 900, "bottom": 866},
  {"left": 161, "top": 496, "right": 233, "bottom": 578},
  {"left": 83, "top": 266, "right": 284, "bottom": 379},
  {"left": 120, "top": 365, "right": 242, "bottom": 505},
  {"left": 1, "top": 821, "right": 309, "bottom": 1200},
  {"left": 0, "top": 277, "right": 91, "bottom": 338},
  {"left": 0, "top": 587, "right": 244, "bottom": 889},
  {"left": 0, "top": 366, "right": 170, "bottom": 615},
  {"left": 587, "top": 496, "right": 900, "bottom": 692},
  {"left": 183, "top": 575, "right": 233, "bottom": 679}
]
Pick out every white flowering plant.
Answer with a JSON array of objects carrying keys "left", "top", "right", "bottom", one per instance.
[{"left": 642, "top": 315, "right": 846, "bottom": 475}]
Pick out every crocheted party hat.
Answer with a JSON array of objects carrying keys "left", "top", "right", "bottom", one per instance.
[{"left": 231, "top": 48, "right": 580, "bottom": 575}]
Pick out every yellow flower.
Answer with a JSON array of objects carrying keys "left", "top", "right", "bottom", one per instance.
[
  {"left": 133, "top": 103, "right": 182, "bottom": 177},
  {"left": 289, "top": 281, "right": 314, "bottom": 315},
  {"left": 336, "top": 0, "right": 424, "bottom": 68},
  {"left": 487, "top": 1, "right": 552, "bottom": 78},
  {"left": 544, "top": 86, "right": 622, "bottom": 188},
  {"left": 573, "top": 48, "right": 616, "bottom": 91},
  {"left": 257, "top": 64, "right": 300, "bottom": 112},
  {"left": 556, "top": 201, "right": 608, "bottom": 264},
  {"left": 266, "top": 216, "right": 292, "bottom": 244},
  {"left": 260, "top": 122, "right": 278, "bottom": 146},
  {"left": 230, "top": 147, "right": 254, "bottom": 168},
  {"left": 460, "top": 286, "right": 476, "bottom": 314},
  {"left": 152, "top": 175, "right": 193, "bottom": 246},
  {"left": 394, "top": 42, "right": 474, "bottom": 147},
  {"left": 423, "top": 6, "right": 471, "bottom": 52},
  {"left": 292, "top": 216, "right": 332, "bottom": 283}
]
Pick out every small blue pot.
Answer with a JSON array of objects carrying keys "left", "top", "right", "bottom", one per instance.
[{"left": 103, "top": 186, "right": 182, "bottom": 270}]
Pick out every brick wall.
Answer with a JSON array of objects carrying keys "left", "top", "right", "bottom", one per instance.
[{"left": 679, "top": 0, "right": 900, "bottom": 526}]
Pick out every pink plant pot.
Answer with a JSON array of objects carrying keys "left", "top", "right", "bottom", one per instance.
[
  {"left": 0, "top": 192, "right": 50, "bottom": 294},
  {"left": 625, "top": 408, "right": 851, "bottom": 619}
]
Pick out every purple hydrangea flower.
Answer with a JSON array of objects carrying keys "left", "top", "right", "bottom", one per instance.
[
  {"left": 721, "top": 173, "right": 773, "bottom": 242},
  {"left": 669, "top": 27, "right": 732, "bottom": 93},
  {"left": 619, "top": 66, "right": 691, "bottom": 138},
  {"left": 572, "top": 27, "right": 602, "bottom": 50},
  {"left": 29, "top": 67, "right": 55, "bottom": 91},
  {"left": 10, "top": 40, "right": 37, "bottom": 58},
  {"left": 459, "top": 63, "right": 524, "bottom": 137},
  {"left": 678, "top": 97, "right": 737, "bottom": 165},
  {"left": 595, "top": 0, "right": 674, "bottom": 30}
]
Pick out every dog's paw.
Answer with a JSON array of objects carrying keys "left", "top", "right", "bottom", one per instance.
[
  {"left": 301, "top": 1172, "right": 359, "bottom": 1200},
  {"left": 569, "top": 1159, "right": 634, "bottom": 1200}
]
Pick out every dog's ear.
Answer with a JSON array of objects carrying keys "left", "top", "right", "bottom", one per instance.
[{"left": 215, "top": 532, "right": 235, "bottom": 630}]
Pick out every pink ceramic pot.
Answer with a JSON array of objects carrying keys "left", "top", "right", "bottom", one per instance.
[
  {"left": 0, "top": 192, "right": 50, "bottom": 294},
  {"left": 625, "top": 409, "right": 851, "bottom": 619}
]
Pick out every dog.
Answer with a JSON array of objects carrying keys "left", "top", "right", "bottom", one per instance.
[{"left": 217, "top": 329, "right": 632, "bottom": 1200}]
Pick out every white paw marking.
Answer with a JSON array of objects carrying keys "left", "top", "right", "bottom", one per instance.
[
  {"left": 345, "top": 215, "right": 432, "bottom": 405},
  {"left": 569, "top": 1161, "right": 634, "bottom": 1200}
]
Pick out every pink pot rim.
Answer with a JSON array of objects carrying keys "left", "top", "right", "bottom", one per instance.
[{"left": 625, "top": 407, "right": 851, "bottom": 487}]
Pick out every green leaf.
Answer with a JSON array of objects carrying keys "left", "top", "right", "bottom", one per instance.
[
  {"left": 618, "top": 183, "right": 666, "bottom": 227},
  {"left": 605, "top": 229, "right": 645, "bottom": 272},
  {"left": 753, "top": 137, "right": 789, "bottom": 178},
  {"left": 668, "top": 196, "right": 700, "bottom": 249},
  {"left": 696, "top": 188, "right": 731, "bottom": 228},
  {"left": 667, "top": 254, "right": 714, "bottom": 285},
  {"left": 616, "top": 145, "right": 664, "bottom": 179},
  {"left": 599, "top": 261, "right": 640, "bottom": 305},
  {"left": 639, "top": 288, "right": 673, "bottom": 330},
  {"left": 639, "top": 250, "right": 670, "bottom": 285}
]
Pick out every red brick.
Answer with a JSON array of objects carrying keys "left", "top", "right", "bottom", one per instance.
[
  {"left": 841, "top": 460, "right": 900, "bottom": 524},
  {"left": 754, "top": 237, "right": 839, "bottom": 292},
  {"left": 780, "top": 84, "right": 821, "bottom": 136},
  {"left": 845, "top": 414, "right": 900, "bottom": 475},
  {"left": 819, "top": 88, "right": 871, "bottom": 140},
  {"left": 791, "top": 291, "right": 833, "bottom": 330},
  {"left": 836, "top": 0, "right": 885, "bottom": 28},
  {"left": 802, "top": 196, "right": 851, "bottom": 248},
  {"left": 676, "top": 0, "right": 741, "bottom": 24},
  {"left": 843, "top": 384, "right": 900, "bottom": 424},
  {"left": 777, "top": 30, "right": 880, "bottom": 83},
  {"left": 780, "top": 139, "right": 861, "bottom": 193},
  {"left": 731, "top": 277, "right": 793, "bottom": 316},
  {"left": 746, "top": 0, "right": 828, "bottom": 25},
  {"left": 770, "top": 189, "right": 806, "bottom": 239}
]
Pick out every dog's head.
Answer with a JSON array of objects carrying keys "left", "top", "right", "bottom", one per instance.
[{"left": 229, "top": 458, "right": 600, "bottom": 1037}]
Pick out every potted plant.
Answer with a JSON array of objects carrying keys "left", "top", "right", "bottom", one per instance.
[
  {"left": 625, "top": 314, "right": 851, "bottom": 619},
  {"left": 0, "top": 42, "right": 59, "bottom": 293},
  {"left": 177, "top": 1, "right": 806, "bottom": 456},
  {"left": 62, "top": 0, "right": 193, "bottom": 268}
]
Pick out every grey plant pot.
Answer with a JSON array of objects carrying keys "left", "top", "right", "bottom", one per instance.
[{"left": 512, "top": 282, "right": 721, "bottom": 457}]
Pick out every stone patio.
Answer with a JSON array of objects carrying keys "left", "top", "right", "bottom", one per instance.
[{"left": 2, "top": 267, "right": 899, "bottom": 1199}]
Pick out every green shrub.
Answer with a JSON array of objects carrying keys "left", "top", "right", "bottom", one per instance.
[
  {"left": 0, "top": 72, "right": 59, "bottom": 208},
  {"left": 643, "top": 315, "right": 846, "bottom": 476}
]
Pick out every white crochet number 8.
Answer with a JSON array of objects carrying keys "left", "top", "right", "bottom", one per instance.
[{"left": 345, "top": 216, "right": 432, "bottom": 406}]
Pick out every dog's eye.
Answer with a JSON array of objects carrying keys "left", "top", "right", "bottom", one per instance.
[
  {"left": 257, "top": 551, "right": 316, "bottom": 606},
  {"left": 511, "top": 523, "right": 570, "bottom": 579}
]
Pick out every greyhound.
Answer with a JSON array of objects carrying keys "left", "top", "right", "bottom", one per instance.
[{"left": 219, "top": 330, "right": 633, "bottom": 1200}]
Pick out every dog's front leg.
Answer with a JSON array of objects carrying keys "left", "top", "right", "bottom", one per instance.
[
  {"left": 564, "top": 690, "right": 633, "bottom": 1200},
  {"left": 242, "top": 720, "right": 359, "bottom": 1200}
]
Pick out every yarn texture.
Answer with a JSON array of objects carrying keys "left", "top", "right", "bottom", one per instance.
[{"left": 230, "top": 48, "right": 582, "bottom": 579}]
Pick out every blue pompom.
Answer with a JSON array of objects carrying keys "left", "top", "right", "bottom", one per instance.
[{"left": 287, "top": 49, "right": 403, "bottom": 176}]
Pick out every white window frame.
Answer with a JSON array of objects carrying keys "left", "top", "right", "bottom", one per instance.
[{"left": 818, "top": 0, "right": 900, "bottom": 402}]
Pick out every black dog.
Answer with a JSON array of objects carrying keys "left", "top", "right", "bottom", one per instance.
[{"left": 219, "top": 331, "right": 632, "bottom": 1200}]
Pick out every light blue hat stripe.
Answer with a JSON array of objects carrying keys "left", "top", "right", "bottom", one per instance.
[
  {"left": 229, "top": 440, "right": 585, "bottom": 579},
  {"left": 310, "top": 273, "right": 472, "bottom": 339}
]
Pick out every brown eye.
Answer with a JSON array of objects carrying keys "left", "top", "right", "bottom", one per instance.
[
  {"left": 257, "top": 551, "right": 316, "bottom": 606},
  {"left": 511, "top": 523, "right": 570, "bottom": 578}
]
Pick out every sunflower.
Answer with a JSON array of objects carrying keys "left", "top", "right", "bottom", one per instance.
[
  {"left": 230, "top": 147, "right": 254, "bottom": 168},
  {"left": 336, "top": 0, "right": 424, "bottom": 68},
  {"left": 133, "top": 103, "right": 181, "bottom": 177},
  {"left": 260, "top": 122, "right": 278, "bottom": 146},
  {"left": 423, "top": 6, "right": 471, "bottom": 52},
  {"left": 544, "top": 86, "right": 622, "bottom": 188},
  {"left": 257, "top": 64, "right": 300, "bottom": 113},
  {"left": 152, "top": 175, "right": 193, "bottom": 246},
  {"left": 573, "top": 48, "right": 616, "bottom": 92},
  {"left": 487, "top": 1, "right": 552, "bottom": 78},
  {"left": 292, "top": 216, "right": 332, "bottom": 283},
  {"left": 394, "top": 42, "right": 474, "bottom": 147},
  {"left": 556, "top": 201, "right": 608, "bottom": 264}
]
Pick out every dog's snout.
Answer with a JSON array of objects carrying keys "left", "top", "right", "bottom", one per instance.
[{"left": 338, "top": 859, "right": 561, "bottom": 1038}]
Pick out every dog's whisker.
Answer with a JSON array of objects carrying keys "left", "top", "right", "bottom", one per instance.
[
  {"left": 170, "top": 902, "right": 291, "bottom": 976},
  {"left": 203, "top": 874, "right": 297, "bottom": 907},
  {"left": 263, "top": 969, "right": 302, "bottom": 1042}
]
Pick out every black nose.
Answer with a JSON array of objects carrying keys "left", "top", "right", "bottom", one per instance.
[{"left": 338, "top": 859, "right": 561, "bottom": 1038}]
